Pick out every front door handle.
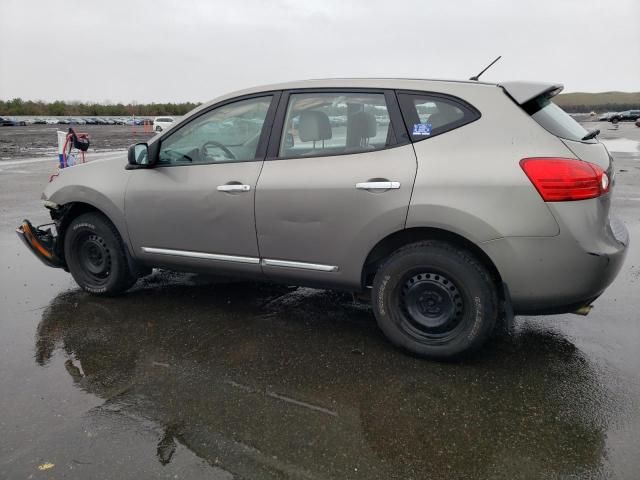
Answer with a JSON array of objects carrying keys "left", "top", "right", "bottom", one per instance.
[
  {"left": 217, "top": 184, "right": 251, "bottom": 192},
  {"left": 355, "top": 181, "right": 400, "bottom": 190}
]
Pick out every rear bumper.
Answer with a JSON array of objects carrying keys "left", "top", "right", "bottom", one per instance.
[
  {"left": 16, "top": 220, "right": 64, "bottom": 269},
  {"left": 482, "top": 213, "right": 629, "bottom": 315}
]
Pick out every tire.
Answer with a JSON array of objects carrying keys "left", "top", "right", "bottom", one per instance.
[
  {"left": 372, "top": 240, "right": 498, "bottom": 359},
  {"left": 155, "top": 126, "right": 162, "bottom": 132},
  {"left": 611, "top": 117, "right": 619, "bottom": 124},
  {"left": 64, "top": 212, "right": 138, "bottom": 296}
]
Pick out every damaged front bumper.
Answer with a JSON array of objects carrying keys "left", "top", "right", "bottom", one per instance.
[{"left": 16, "top": 220, "right": 64, "bottom": 268}]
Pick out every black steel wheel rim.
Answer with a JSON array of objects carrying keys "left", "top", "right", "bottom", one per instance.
[
  {"left": 398, "top": 272, "right": 465, "bottom": 341},
  {"left": 76, "top": 233, "right": 112, "bottom": 283}
]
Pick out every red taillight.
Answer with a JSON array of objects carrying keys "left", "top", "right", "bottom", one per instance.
[{"left": 520, "top": 157, "right": 610, "bottom": 202}]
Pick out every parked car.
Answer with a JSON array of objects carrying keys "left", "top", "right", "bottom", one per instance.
[
  {"left": 46, "top": 118, "right": 60, "bottom": 125},
  {"left": 84, "top": 117, "right": 98, "bottom": 125},
  {"left": 610, "top": 110, "right": 640, "bottom": 123},
  {"left": 33, "top": 118, "right": 47, "bottom": 124},
  {"left": 0, "top": 117, "right": 28, "bottom": 126},
  {"left": 598, "top": 112, "right": 616, "bottom": 121},
  {"left": 124, "top": 118, "right": 145, "bottom": 126},
  {"left": 17, "top": 78, "right": 629, "bottom": 359},
  {"left": 152, "top": 116, "right": 175, "bottom": 132}
]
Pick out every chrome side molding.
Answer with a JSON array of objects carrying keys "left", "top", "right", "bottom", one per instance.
[
  {"left": 141, "top": 247, "right": 260, "bottom": 264},
  {"left": 261, "top": 258, "right": 339, "bottom": 272},
  {"left": 142, "top": 247, "right": 339, "bottom": 272}
]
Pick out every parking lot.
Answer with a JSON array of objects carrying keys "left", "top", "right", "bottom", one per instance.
[
  {"left": 0, "top": 124, "right": 156, "bottom": 160},
  {"left": 1, "top": 122, "right": 639, "bottom": 479}
]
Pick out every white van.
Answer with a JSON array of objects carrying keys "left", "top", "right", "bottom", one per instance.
[{"left": 152, "top": 116, "right": 174, "bottom": 132}]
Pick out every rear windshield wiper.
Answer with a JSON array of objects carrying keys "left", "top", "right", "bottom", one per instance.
[{"left": 582, "top": 129, "right": 600, "bottom": 141}]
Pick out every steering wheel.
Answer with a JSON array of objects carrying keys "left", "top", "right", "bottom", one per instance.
[{"left": 201, "top": 141, "right": 236, "bottom": 161}]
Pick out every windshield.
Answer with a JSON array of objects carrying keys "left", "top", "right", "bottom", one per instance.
[{"left": 524, "top": 96, "right": 592, "bottom": 143}]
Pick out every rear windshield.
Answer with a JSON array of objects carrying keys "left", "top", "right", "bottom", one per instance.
[{"left": 523, "top": 95, "right": 592, "bottom": 143}]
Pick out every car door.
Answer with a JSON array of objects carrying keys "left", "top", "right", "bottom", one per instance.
[
  {"left": 255, "top": 89, "right": 417, "bottom": 289},
  {"left": 125, "top": 93, "right": 279, "bottom": 276}
]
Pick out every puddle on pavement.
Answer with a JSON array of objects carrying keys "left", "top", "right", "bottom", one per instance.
[{"left": 29, "top": 273, "right": 619, "bottom": 479}]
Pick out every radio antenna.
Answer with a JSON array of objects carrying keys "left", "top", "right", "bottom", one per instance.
[{"left": 469, "top": 56, "right": 502, "bottom": 81}]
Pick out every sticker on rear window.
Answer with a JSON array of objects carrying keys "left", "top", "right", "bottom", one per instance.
[{"left": 412, "top": 123, "right": 432, "bottom": 136}]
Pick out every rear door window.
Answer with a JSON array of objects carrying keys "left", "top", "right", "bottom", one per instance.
[
  {"left": 278, "top": 92, "right": 397, "bottom": 158},
  {"left": 397, "top": 93, "right": 480, "bottom": 142}
]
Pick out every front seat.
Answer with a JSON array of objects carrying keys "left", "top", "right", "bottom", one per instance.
[
  {"left": 346, "top": 111, "right": 377, "bottom": 152},
  {"left": 298, "top": 110, "right": 332, "bottom": 155}
]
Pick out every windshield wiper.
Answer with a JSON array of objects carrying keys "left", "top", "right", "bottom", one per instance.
[{"left": 582, "top": 129, "right": 600, "bottom": 141}]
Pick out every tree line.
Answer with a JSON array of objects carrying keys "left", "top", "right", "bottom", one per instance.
[
  {"left": 554, "top": 91, "right": 640, "bottom": 113},
  {"left": 2, "top": 96, "right": 638, "bottom": 117},
  {"left": 552, "top": 102, "right": 640, "bottom": 114},
  {"left": 0, "top": 98, "right": 201, "bottom": 117}
]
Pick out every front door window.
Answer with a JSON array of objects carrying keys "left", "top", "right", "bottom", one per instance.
[{"left": 158, "top": 96, "right": 273, "bottom": 165}]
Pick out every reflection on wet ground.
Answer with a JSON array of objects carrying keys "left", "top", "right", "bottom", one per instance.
[{"left": 31, "top": 274, "right": 614, "bottom": 479}]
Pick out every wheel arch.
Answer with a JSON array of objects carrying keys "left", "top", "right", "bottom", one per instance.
[
  {"left": 361, "top": 227, "right": 503, "bottom": 291},
  {"left": 51, "top": 201, "right": 132, "bottom": 261}
]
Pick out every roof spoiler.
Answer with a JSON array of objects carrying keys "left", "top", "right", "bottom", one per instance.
[{"left": 499, "top": 81, "right": 564, "bottom": 105}]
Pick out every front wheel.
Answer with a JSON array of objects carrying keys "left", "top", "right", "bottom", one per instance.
[
  {"left": 64, "top": 212, "right": 138, "bottom": 296},
  {"left": 372, "top": 241, "right": 498, "bottom": 359}
]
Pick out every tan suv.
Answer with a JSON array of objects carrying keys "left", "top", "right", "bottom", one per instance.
[{"left": 17, "top": 78, "right": 629, "bottom": 358}]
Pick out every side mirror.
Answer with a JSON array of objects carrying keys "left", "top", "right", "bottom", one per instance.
[{"left": 127, "top": 143, "right": 149, "bottom": 169}]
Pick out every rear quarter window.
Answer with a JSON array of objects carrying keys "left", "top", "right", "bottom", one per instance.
[
  {"left": 523, "top": 96, "right": 592, "bottom": 143},
  {"left": 397, "top": 92, "right": 480, "bottom": 142}
]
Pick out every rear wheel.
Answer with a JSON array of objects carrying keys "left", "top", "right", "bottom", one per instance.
[
  {"left": 372, "top": 241, "right": 498, "bottom": 359},
  {"left": 64, "top": 212, "right": 138, "bottom": 296}
]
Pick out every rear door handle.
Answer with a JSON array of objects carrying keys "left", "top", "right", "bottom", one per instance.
[
  {"left": 217, "top": 184, "right": 251, "bottom": 192},
  {"left": 355, "top": 181, "right": 400, "bottom": 190}
]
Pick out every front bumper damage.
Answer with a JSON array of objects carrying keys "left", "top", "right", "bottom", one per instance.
[{"left": 16, "top": 220, "right": 64, "bottom": 268}]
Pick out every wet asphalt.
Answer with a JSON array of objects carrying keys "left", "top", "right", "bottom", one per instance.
[{"left": 0, "top": 122, "right": 639, "bottom": 479}]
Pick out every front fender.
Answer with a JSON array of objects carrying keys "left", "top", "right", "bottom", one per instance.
[
  {"left": 43, "top": 157, "right": 133, "bottom": 254},
  {"left": 47, "top": 186, "right": 130, "bottom": 250}
]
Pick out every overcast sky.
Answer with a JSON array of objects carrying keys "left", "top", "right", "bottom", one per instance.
[{"left": 1, "top": 0, "right": 638, "bottom": 103}]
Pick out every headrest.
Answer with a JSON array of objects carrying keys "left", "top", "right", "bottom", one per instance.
[
  {"left": 427, "top": 112, "right": 448, "bottom": 129},
  {"left": 349, "top": 111, "right": 377, "bottom": 139},
  {"left": 298, "top": 111, "right": 332, "bottom": 142}
]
